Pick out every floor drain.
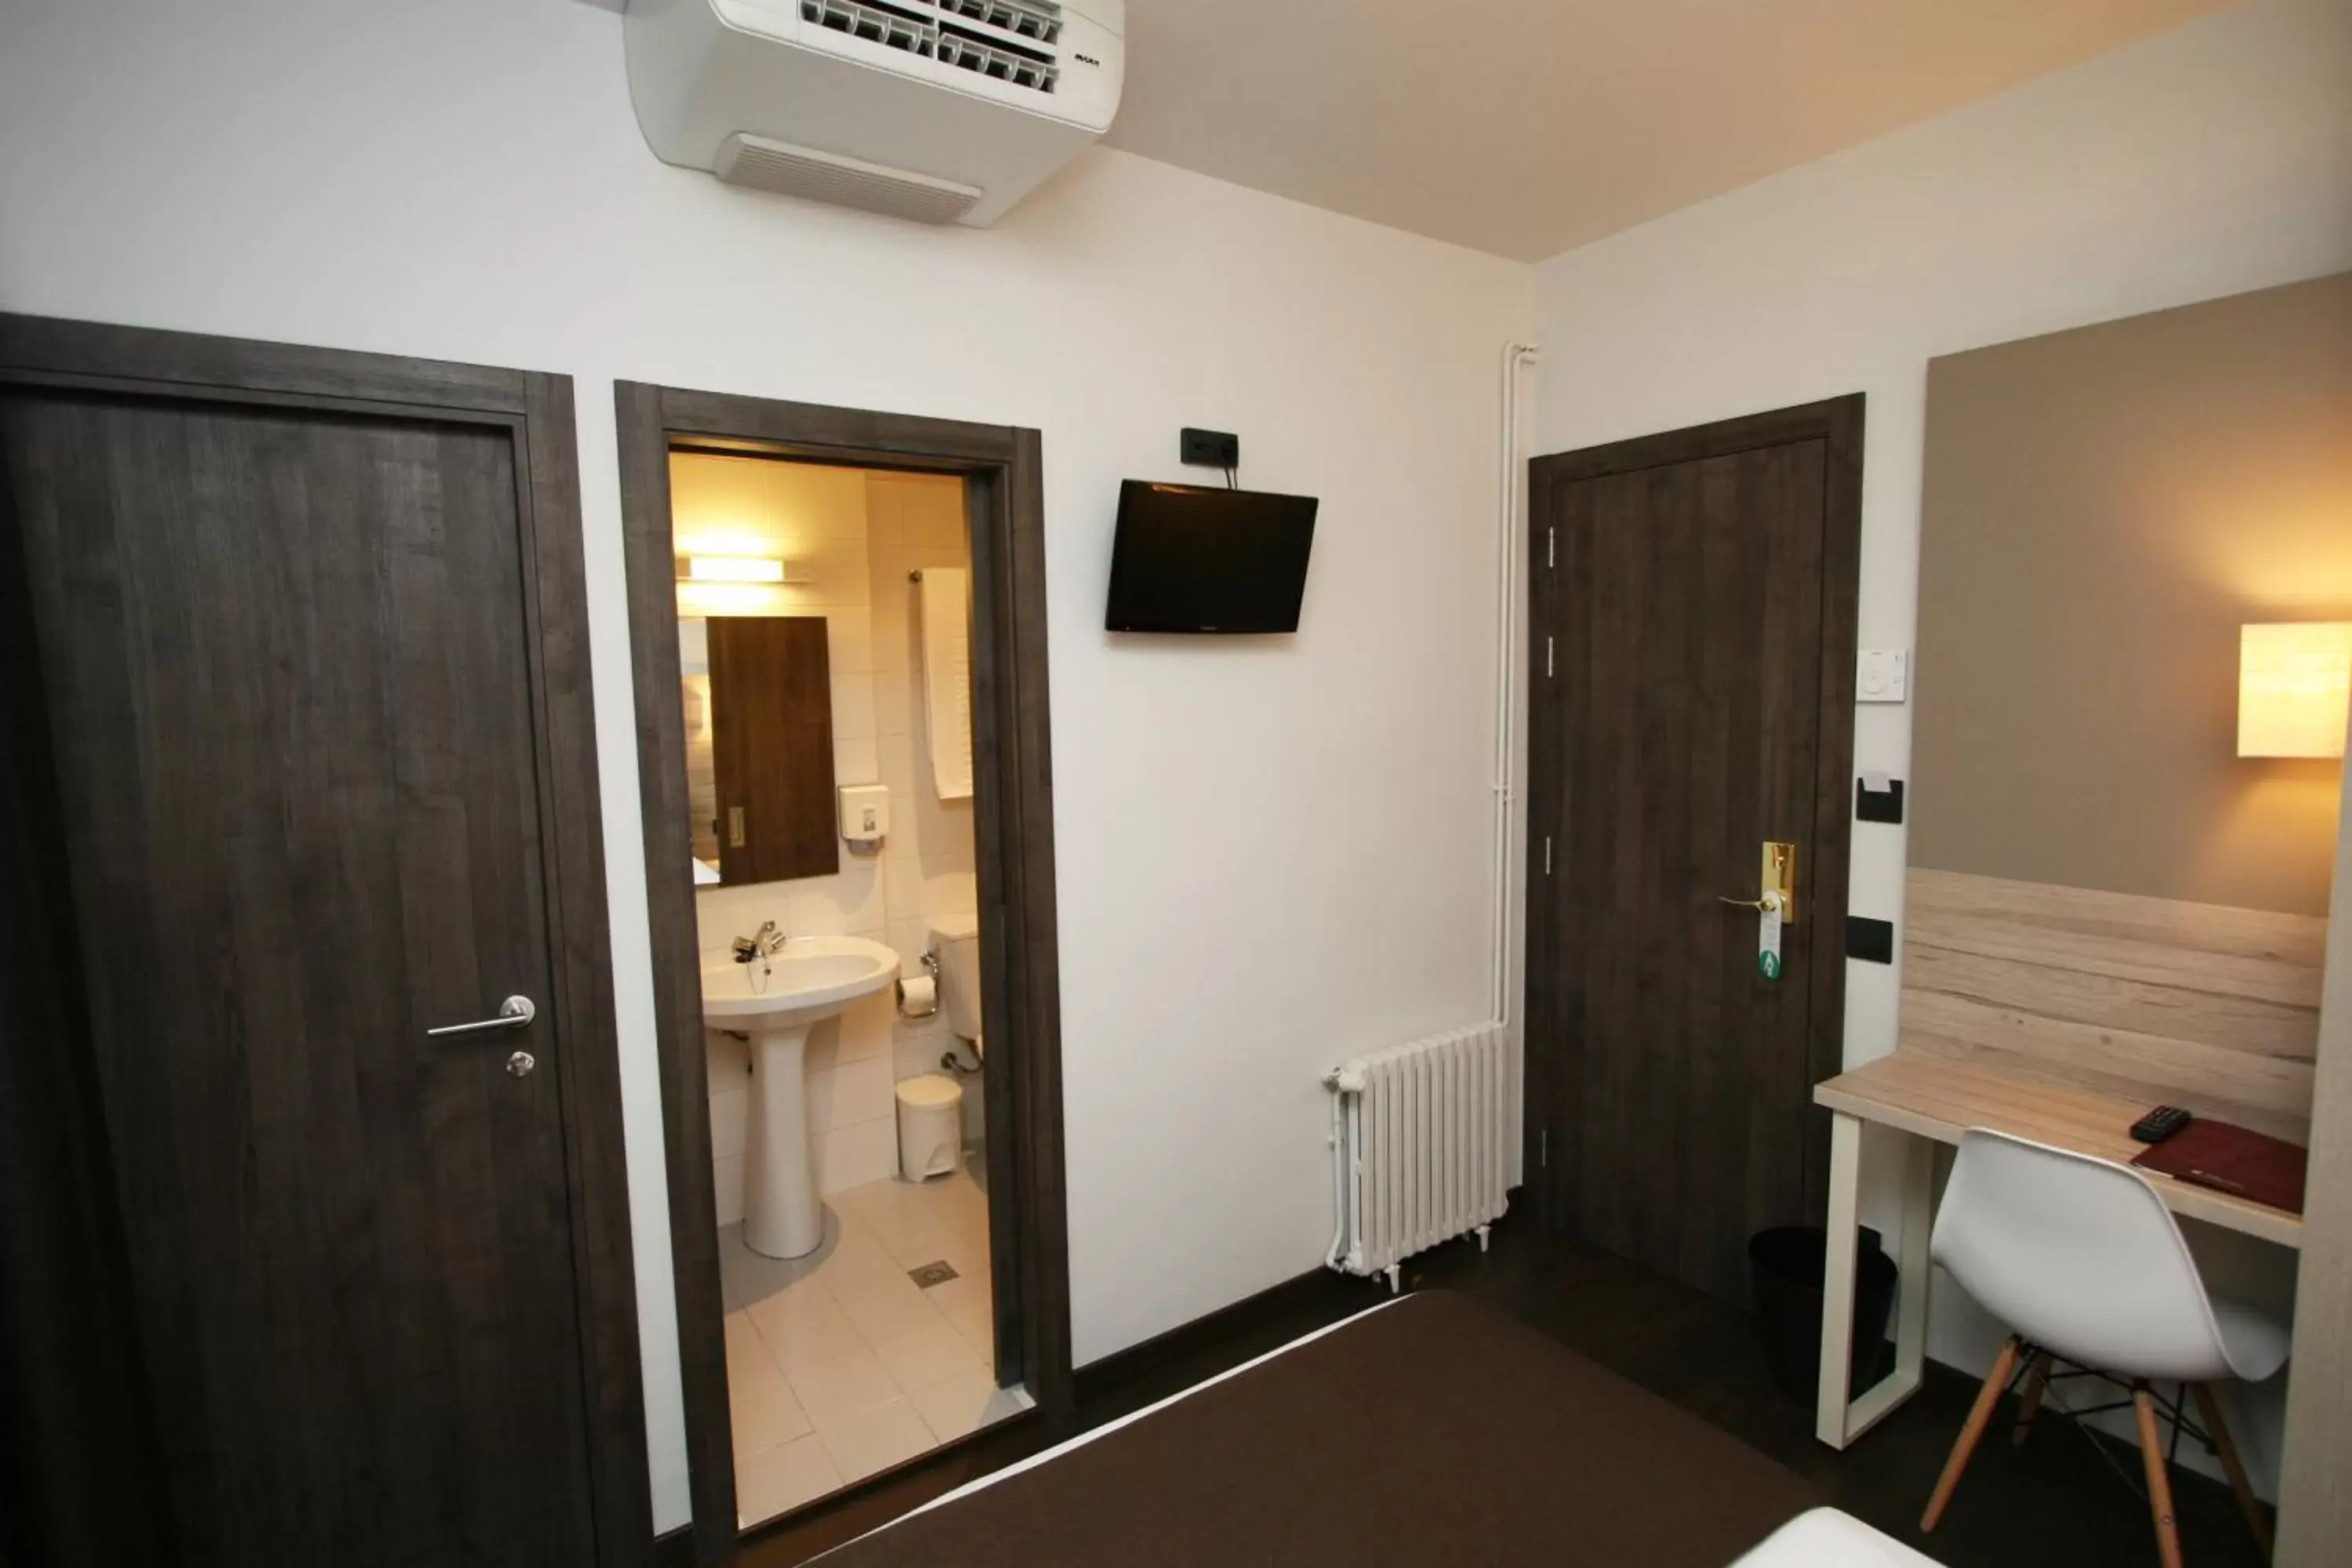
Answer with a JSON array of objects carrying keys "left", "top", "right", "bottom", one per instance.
[{"left": 908, "top": 1261, "right": 959, "bottom": 1289}]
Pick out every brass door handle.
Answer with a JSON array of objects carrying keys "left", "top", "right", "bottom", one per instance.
[
  {"left": 1718, "top": 895, "right": 1773, "bottom": 913},
  {"left": 1748, "top": 841, "right": 1799, "bottom": 924}
]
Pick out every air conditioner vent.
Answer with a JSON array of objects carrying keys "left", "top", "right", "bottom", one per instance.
[
  {"left": 795, "top": 1, "right": 1064, "bottom": 93},
  {"left": 800, "top": 0, "right": 937, "bottom": 57},
  {"left": 713, "top": 132, "right": 983, "bottom": 225},
  {"left": 625, "top": 0, "right": 1120, "bottom": 230},
  {"left": 937, "top": 0, "right": 1063, "bottom": 45},
  {"left": 937, "top": 22, "right": 1059, "bottom": 93}
]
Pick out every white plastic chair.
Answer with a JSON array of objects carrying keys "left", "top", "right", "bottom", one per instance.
[{"left": 1919, "top": 1129, "right": 2288, "bottom": 1566}]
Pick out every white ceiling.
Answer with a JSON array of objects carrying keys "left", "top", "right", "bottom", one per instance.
[{"left": 1101, "top": 0, "right": 2241, "bottom": 262}]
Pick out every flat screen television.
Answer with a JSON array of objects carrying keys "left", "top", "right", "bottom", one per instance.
[{"left": 1103, "top": 480, "right": 1319, "bottom": 633}]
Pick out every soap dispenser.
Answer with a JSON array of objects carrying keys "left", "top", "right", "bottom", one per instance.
[{"left": 838, "top": 783, "right": 890, "bottom": 851}]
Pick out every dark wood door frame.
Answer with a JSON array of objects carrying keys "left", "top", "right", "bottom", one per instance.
[
  {"left": 1523, "top": 394, "right": 1865, "bottom": 1236},
  {"left": 0, "top": 370, "right": 176, "bottom": 1567},
  {"left": 615, "top": 384, "right": 1072, "bottom": 1565},
  {"left": 0, "top": 313, "right": 652, "bottom": 1563}
]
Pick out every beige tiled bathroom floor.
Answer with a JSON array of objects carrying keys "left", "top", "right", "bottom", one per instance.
[{"left": 721, "top": 1160, "right": 1030, "bottom": 1528}]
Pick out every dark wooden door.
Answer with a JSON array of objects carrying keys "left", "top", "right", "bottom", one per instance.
[
  {"left": 708, "top": 615, "right": 837, "bottom": 884},
  {"left": 1526, "top": 398, "right": 1861, "bottom": 1307},
  {"left": 5, "top": 386, "right": 606, "bottom": 1565}
]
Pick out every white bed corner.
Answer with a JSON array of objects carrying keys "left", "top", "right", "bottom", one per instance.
[{"left": 1733, "top": 1507, "right": 1944, "bottom": 1566}]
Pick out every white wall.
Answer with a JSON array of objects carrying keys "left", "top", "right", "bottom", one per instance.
[
  {"left": 1533, "top": 0, "right": 2352, "bottom": 1499},
  {"left": 0, "top": 0, "right": 1532, "bottom": 1530}
]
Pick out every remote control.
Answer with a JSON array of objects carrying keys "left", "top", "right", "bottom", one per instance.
[{"left": 2131, "top": 1105, "right": 2193, "bottom": 1144}]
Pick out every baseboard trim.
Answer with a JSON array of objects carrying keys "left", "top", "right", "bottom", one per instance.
[{"left": 1073, "top": 1264, "right": 1374, "bottom": 1401}]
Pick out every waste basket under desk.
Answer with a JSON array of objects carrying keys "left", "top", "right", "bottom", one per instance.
[{"left": 1809, "top": 1052, "right": 2304, "bottom": 1450}]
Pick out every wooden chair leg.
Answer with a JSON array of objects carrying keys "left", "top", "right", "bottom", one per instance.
[
  {"left": 2191, "top": 1381, "right": 2272, "bottom": 1558},
  {"left": 2133, "top": 1385, "right": 2184, "bottom": 1568},
  {"left": 1921, "top": 1334, "right": 2020, "bottom": 1531},
  {"left": 2011, "top": 1349, "right": 2053, "bottom": 1447}
]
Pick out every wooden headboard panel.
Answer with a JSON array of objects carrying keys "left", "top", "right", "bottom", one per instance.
[{"left": 1900, "top": 869, "right": 2326, "bottom": 1144}]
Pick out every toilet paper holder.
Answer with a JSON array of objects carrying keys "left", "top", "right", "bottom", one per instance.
[{"left": 898, "top": 952, "right": 942, "bottom": 1018}]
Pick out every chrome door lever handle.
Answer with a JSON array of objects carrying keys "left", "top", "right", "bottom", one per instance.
[{"left": 427, "top": 995, "right": 536, "bottom": 1038}]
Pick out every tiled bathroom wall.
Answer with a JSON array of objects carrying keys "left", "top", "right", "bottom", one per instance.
[
  {"left": 866, "top": 471, "right": 986, "bottom": 1145},
  {"left": 673, "top": 454, "right": 982, "bottom": 1226}
]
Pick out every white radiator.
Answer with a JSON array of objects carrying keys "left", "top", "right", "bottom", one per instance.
[{"left": 1325, "top": 1024, "right": 1515, "bottom": 1291}]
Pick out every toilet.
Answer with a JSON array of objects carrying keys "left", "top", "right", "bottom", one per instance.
[
  {"left": 927, "top": 911, "right": 984, "bottom": 1061},
  {"left": 895, "top": 1074, "right": 963, "bottom": 1180}
]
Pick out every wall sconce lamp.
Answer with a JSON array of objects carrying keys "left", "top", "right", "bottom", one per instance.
[
  {"left": 2238, "top": 622, "right": 2351, "bottom": 758},
  {"left": 679, "top": 554, "right": 789, "bottom": 584}
]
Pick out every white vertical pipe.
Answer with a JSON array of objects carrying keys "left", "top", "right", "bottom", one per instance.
[{"left": 1491, "top": 342, "right": 1541, "bottom": 1026}]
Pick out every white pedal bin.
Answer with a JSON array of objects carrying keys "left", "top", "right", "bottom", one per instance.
[{"left": 895, "top": 1073, "right": 964, "bottom": 1181}]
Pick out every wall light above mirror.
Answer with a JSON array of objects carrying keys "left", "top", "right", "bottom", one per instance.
[
  {"left": 2238, "top": 622, "right": 2351, "bottom": 759},
  {"left": 684, "top": 553, "right": 789, "bottom": 583}
]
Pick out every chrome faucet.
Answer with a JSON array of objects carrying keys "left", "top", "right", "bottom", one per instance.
[{"left": 731, "top": 920, "right": 788, "bottom": 964}]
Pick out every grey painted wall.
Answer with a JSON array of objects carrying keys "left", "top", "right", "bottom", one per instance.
[{"left": 1912, "top": 272, "right": 2352, "bottom": 916}]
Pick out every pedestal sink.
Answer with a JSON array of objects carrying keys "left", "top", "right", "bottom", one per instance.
[{"left": 702, "top": 935, "right": 902, "bottom": 1259}]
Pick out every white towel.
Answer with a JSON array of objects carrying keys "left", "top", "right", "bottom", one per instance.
[{"left": 918, "top": 568, "right": 975, "bottom": 801}]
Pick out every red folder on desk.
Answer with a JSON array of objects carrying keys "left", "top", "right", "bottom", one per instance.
[{"left": 2131, "top": 1119, "right": 2307, "bottom": 1216}]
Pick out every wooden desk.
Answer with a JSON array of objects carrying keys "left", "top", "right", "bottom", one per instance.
[{"left": 1810, "top": 1052, "right": 2305, "bottom": 1449}]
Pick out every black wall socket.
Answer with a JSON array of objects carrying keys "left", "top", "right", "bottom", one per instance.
[{"left": 1181, "top": 427, "right": 1240, "bottom": 470}]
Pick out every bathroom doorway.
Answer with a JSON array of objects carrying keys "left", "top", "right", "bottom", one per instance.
[{"left": 615, "top": 387, "right": 1069, "bottom": 1560}]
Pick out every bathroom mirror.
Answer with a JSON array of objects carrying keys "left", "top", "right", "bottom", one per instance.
[{"left": 679, "top": 615, "right": 840, "bottom": 886}]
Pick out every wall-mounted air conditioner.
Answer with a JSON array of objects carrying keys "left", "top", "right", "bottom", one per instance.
[{"left": 625, "top": 0, "right": 1124, "bottom": 227}]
